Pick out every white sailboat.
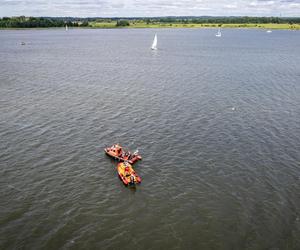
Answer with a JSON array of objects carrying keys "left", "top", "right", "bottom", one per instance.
[
  {"left": 266, "top": 30, "right": 272, "bottom": 33},
  {"left": 216, "top": 27, "right": 221, "bottom": 37},
  {"left": 65, "top": 24, "right": 68, "bottom": 31},
  {"left": 151, "top": 33, "right": 157, "bottom": 50}
]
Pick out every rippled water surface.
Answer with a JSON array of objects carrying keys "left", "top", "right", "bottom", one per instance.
[{"left": 0, "top": 28, "right": 300, "bottom": 249}]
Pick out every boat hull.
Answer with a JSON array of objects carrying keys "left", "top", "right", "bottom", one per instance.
[
  {"left": 104, "top": 147, "right": 142, "bottom": 164},
  {"left": 117, "top": 162, "right": 141, "bottom": 186}
]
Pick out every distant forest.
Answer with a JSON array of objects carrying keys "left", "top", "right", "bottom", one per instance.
[
  {"left": 1, "top": 16, "right": 300, "bottom": 28},
  {"left": 0, "top": 16, "right": 89, "bottom": 28}
]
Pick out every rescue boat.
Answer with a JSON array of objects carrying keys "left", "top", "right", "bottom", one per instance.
[
  {"left": 117, "top": 162, "right": 141, "bottom": 186},
  {"left": 104, "top": 144, "right": 142, "bottom": 164}
]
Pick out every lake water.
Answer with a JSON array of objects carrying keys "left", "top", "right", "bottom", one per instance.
[{"left": 0, "top": 28, "right": 299, "bottom": 249}]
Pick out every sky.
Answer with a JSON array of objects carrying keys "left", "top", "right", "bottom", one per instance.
[{"left": 0, "top": 0, "right": 300, "bottom": 17}]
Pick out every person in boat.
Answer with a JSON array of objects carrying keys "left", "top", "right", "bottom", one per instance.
[
  {"left": 124, "top": 152, "right": 129, "bottom": 160},
  {"left": 117, "top": 148, "right": 122, "bottom": 156},
  {"left": 130, "top": 175, "right": 135, "bottom": 184},
  {"left": 124, "top": 166, "right": 131, "bottom": 177}
]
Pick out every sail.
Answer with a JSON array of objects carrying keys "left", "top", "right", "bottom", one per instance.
[
  {"left": 216, "top": 27, "right": 221, "bottom": 37},
  {"left": 151, "top": 34, "right": 157, "bottom": 50},
  {"left": 65, "top": 25, "right": 68, "bottom": 31}
]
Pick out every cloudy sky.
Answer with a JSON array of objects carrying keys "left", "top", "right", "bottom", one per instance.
[{"left": 0, "top": 0, "right": 299, "bottom": 17}]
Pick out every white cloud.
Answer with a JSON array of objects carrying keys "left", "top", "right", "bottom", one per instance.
[
  {"left": 0, "top": 0, "right": 299, "bottom": 17},
  {"left": 224, "top": 4, "right": 238, "bottom": 9}
]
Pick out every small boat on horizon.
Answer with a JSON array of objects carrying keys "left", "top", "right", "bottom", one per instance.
[
  {"left": 266, "top": 30, "right": 272, "bottom": 33},
  {"left": 21, "top": 42, "right": 26, "bottom": 45},
  {"left": 151, "top": 33, "right": 157, "bottom": 50},
  {"left": 104, "top": 144, "right": 142, "bottom": 164},
  {"left": 216, "top": 27, "right": 222, "bottom": 37},
  {"left": 117, "top": 162, "right": 141, "bottom": 186},
  {"left": 65, "top": 24, "right": 68, "bottom": 31}
]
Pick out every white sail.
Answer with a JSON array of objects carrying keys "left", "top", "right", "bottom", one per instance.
[
  {"left": 65, "top": 25, "right": 68, "bottom": 31},
  {"left": 151, "top": 34, "right": 157, "bottom": 50},
  {"left": 216, "top": 27, "right": 221, "bottom": 37}
]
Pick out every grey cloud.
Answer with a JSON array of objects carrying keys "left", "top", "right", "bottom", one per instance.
[
  {"left": 257, "top": 0, "right": 300, "bottom": 2},
  {"left": 1, "top": 1, "right": 20, "bottom": 5},
  {"left": 0, "top": 0, "right": 299, "bottom": 17},
  {"left": 1, "top": 0, "right": 48, "bottom": 6}
]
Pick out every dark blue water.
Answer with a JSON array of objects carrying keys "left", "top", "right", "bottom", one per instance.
[{"left": 0, "top": 28, "right": 299, "bottom": 249}]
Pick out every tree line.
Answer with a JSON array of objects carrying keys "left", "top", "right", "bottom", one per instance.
[
  {"left": 0, "top": 16, "right": 88, "bottom": 28},
  {"left": 147, "top": 16, "right": 300, "bottom": 24},
  {"left": 1, "top": 16, "right": 299, "bottom": 28}
]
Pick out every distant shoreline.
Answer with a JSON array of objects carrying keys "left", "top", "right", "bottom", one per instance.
[
  {"left": 90, "top": 22, "right": 300, "bottom": 30},
  {"left": 1, "top": 16, "right": 300, "bottom": 30},
  {"left": 1, "top": 23, "right": 299, "bottom": 30}
]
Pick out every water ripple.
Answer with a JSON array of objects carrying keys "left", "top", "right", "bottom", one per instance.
[{"left": 0, "top": 28, "right": 299, "bottom": 250}]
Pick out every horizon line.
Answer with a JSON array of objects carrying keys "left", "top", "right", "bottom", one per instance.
[{"left": 2, "top": 15, "right": 300, "bottom": 19}]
